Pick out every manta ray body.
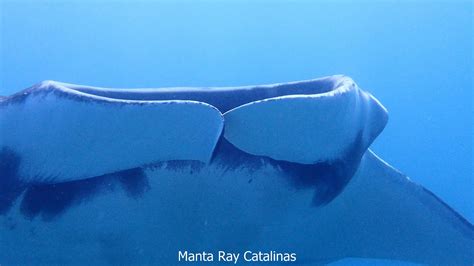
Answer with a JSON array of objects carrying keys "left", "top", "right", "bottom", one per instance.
[{"left": 0, "top": 76, "right": 472, "bottom": 265}]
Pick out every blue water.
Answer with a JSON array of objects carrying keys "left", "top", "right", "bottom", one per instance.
[{"left": 1, "top": 1, "right": 472, "bottom": 265}]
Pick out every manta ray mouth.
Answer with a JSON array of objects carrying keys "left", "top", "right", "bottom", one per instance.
[{"left": 28, "top": 76, "right": 344, "bottom": 112}]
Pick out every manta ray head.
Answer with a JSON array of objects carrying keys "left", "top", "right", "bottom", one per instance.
[{"left": 0, "top": 75, "right": 388, "bottom": 219}]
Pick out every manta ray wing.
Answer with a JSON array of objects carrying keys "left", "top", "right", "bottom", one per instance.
[{"left": 307, "top": 150, "right": 473, "bottom": 265}]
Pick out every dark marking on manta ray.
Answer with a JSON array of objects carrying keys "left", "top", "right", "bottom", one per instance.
[
  {"left": 19, "top": 167, "right": 149, "bottom": 221},
  {"left": 160, "top": 160, "right": 204, "bottom": 172},
  {"left": 2, "top": 132, "right": 363, "bottom": 220},
  {"left": 0, "top": 147, "right": 26, "bottom": 215},
  {"left": 211, "top": 137, "right": 268, "bottom": 171},
  {"left": 211, "top": 134, "right": 365, "bottom": 206}
]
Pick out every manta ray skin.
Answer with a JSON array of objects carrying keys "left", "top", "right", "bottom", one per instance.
[{"left": 0, "top": 75, "right": 472, "bottom": 265}]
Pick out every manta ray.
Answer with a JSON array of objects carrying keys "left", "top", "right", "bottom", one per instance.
[{"left": 0, "top": 75, "right": 472, "bottom": 265}]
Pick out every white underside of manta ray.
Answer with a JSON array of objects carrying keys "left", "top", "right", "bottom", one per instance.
[{"left": 0, "top": 75, "right": 472, "bottom": 265}]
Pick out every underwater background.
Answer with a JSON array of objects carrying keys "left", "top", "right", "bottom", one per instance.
[{"left": 0, "top": 1, "right": 472, "bottom": 265}]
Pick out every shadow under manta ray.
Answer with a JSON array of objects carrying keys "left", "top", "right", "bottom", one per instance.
[{"left": 0, "top": 75, "right": 472, "bottom": 265}]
